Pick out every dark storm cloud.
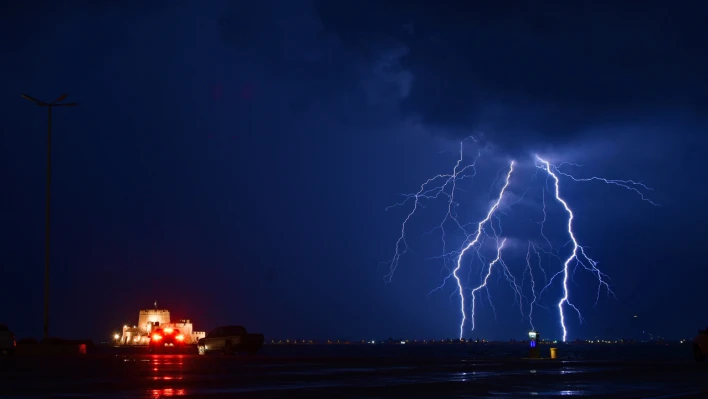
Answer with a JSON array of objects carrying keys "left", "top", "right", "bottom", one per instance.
[{"left": 314, "top": 1, "right": 708, "bottom": 153}]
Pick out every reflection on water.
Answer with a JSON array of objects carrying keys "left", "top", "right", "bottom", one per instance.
[
  {"left": 149, "top": 388, "right": 186, "bottom": 397},
  {"left": 491, "top": 389, "right": 589, "bottom": 396},
  {"left": 148, "top": 355, "right": 185, "bottom": 385},
  {"left": 443, "top": 371, "right": 494, "bottom": 382},
  {"left": 149, "top": 356, "right": 185, "bottom": 367},
  {"left": 534, "top": 390, "right": 588, "bottom": 396}
]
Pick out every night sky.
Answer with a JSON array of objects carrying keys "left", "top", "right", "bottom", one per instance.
[{"left": 2, "top": 1, "right": 707, "bottom": 343}]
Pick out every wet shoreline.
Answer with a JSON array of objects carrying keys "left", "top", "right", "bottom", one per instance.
[{"left": 1, "top": 345, "right": 706, "bottom": 398}]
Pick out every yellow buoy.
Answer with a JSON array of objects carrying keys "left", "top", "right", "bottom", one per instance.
[{"left": 550, "top": 347, "right": 557, "bottom": 359}]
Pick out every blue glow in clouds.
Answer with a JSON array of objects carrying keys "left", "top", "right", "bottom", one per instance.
[{"left": 385, "top": 139, "right": 658, "bottom": 341}]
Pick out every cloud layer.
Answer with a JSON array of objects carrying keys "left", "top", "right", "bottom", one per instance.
[{"left": 314, "top": 1, "right": 708, "bottom": 154}]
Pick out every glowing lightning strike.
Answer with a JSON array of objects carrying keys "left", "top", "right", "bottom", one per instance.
[
  {"left": 524, "top": 242, "right": 539, "bottom": 331},
  {"left": 470, "top": 238, "right": 506, "bottom": 331},
  {"left": 384, "top": 139, "right": 657, "bottom": 342},
  {"left": 553, "top": 169, "right": 659, "bottom": 206},
  {"left": 536, "top": 155, "right": 618, "bottom": 342},
  {"left": 384, "top": 139, "right": 480, "bottom": 284},
  {"left": 454, "top": 161, "right": 514, "bottom": 339}
]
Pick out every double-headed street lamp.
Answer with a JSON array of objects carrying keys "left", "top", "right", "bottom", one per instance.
[{"left": 21, "top": 94, "right": 77, "bottom": 341}]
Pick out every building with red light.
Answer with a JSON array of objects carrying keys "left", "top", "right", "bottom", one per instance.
[{"left": 116, "top": 308, "right": 205, "bottom": 345}]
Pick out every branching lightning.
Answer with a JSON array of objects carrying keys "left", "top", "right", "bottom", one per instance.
[
  {"left": 384, "top": 139, "right": 480, "bottom": 284},
  {"left": 524, "top": 241, "right": 541, "bottom": 331},
  {"left": 470, "top": 238, "right": 507, "bottom": 332},
  {"left": 452, "top": 161, "right": 514, "bottom": 339},
  {"left": 384, "top": 139, "right": 658, "bottom": 341},
  {"left": 534, "top": 155, "right": 658, "bottom": 342}
]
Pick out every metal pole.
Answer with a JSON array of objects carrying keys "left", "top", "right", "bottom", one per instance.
[
  {"left": 44, "top": 105, "right": 52, "bottom": 341},
  {"left": 21, "top": 94, "right": 76, "bottom": 341}
]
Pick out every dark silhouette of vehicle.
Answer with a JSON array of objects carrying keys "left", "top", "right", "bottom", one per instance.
[
  {"left": 694, "top": 327, "right": 708, "bottom": 362},
  {"left": 197, "top": 326, "right": 264, "bottom": 356},
  {"left": 0, "top": 324, "right": 16, "bottom": 356},
  {"left": 149, "top": 327, "right": 186, "bottom": 353}
]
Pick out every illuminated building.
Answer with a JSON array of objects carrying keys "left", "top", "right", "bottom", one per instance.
[{"left": 116, "top": 308, "right": 205, "bottom": 345}]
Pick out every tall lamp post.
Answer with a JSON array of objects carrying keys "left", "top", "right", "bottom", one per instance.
[{"left": 21, "top": 94, "right": 77, "bottom": 341}]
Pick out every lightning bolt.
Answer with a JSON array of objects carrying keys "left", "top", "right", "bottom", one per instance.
[
  {"left": 383, "top": 139, "right": 657, "bottom": 342},
  {"left": 470, "top": 238, "right": 507, "bottom": 332},
  {"left": 384, "top": 138, "right": 481, "bottom": 284},
  {"left": 453, "top": 161, "right": 514, "bottom": 338},
  {"left": 524, "top": 241, "right": 539, "bottom": 331},
  {"left": 535, "top": 155, "right": 657, "bottom": 342},
  {"left": 553, "top": 166, "right": 659, "bottom": 206}
]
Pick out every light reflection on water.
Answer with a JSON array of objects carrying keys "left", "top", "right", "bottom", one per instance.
[
  {"left": 440, "top": 371, "right": 494, "bottom": 382},
  {"left": 148, "top": 388, "right": 186, "bottom": 397},
  {"left": 531, "top": 391, "right": 588, "bottom": 396},
  {"left": 489, "top": 390, "right": 590, "bottom": 396},
  {"left": 149, "top": 359, "right": 185, "bottom": 366},
  {"left": 148, "top": 355, "right": 185, "bottom": 384},
  {"left": 152, "top": 376, "right": 183, "bottom": 381}
]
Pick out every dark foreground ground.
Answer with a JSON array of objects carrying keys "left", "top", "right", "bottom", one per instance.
[{"left": 1, "top": 344, "right": 707, "bottom": 398}]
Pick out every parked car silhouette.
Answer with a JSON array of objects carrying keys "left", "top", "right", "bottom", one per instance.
[{"left": 197, "top": 326, "right": 264, "bottom": 356}]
